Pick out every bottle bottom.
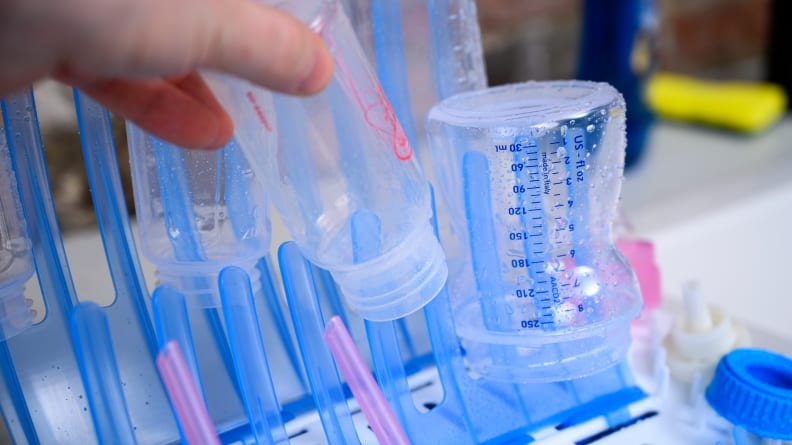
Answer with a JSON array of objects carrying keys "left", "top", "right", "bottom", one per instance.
[
  {"left": 453, "top": 287, "right": 641, "bottom": 383},
  {"left": 459, "top": 319, "right": 633, "bottom": 383},
  {"left": 333, "top": 221, "right": 448, "bottom": 321}
]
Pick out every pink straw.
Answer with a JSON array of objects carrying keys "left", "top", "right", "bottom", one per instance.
[
  {"left": 156, "top": 341, "right": 221, "bottom": 445},
  {"left": 323, "top": 316, "right": 410, "bottom": 445}
]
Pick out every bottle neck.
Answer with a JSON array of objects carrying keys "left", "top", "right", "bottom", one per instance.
[
  {"left": 0, "top": 282, "right": 33, "bottom": 341},
  {"left": 156, "top": 261, "right": 262, "bottom": 308}
]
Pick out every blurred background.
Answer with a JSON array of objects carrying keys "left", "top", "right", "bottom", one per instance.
[{"left": 479, "top": 0, "right": 783, "bottom": 85}]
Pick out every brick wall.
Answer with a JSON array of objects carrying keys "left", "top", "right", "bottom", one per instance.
[{"left": 476, "top": 0, "right": 774, "bottom": 84}]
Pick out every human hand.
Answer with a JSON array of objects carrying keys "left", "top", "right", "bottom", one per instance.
[{"left": 0, "top": 0, "right": 333, "bottom": 148}]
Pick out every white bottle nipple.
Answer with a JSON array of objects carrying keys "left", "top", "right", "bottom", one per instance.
[{"left": 664, "top": 282, "right": 751, "bottom": 384}]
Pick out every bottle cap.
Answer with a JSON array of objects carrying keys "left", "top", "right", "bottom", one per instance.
[{"left": 706, "top": 348, "right": 792, "bottom": 440}]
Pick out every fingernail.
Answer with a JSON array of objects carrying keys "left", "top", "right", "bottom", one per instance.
[{"left": 295, "top": 36, "right": 333, "bottom": 95}]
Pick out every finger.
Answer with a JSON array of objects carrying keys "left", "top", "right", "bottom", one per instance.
[
  {"left": 197, "top": 2, "right": 335, "bottom": 95},
  {"left": 64, "top": 72, "right": 234, "bottom": 149},
  {"left": 57, "top": 0, "right": 333, "bottom": 96}
]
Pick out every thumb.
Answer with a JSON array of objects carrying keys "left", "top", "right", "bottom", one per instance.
[{"left": 196, "top": 1, "right": 334, "bottom": 95}]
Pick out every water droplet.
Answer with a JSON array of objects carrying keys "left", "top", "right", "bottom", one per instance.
[
  {"left": 241, "top": 227, "right": 257, "bottom": 240},
  {"left": 554, "top": 217, "right": 568, "bottom": 230},
  {"left": 166, "top": 219, "right": 180, "bottom": 240},
  {"left": 547, "top": 258, "right": 563, "bottom": 272},
  {"left": 556, "top": 146, "right": 567, "bottom": 158},
  {"left": 586, "top": 124, "right": 595, "bottom": 133},
  {"left": 569, "top": 119, "right": 576, "bottom": 125},
  {"left": 196, "top": 216, "right": 215, "bottom": 232},
  {"left": 560, "top": 125, "right": 568, "bottom": 137}
]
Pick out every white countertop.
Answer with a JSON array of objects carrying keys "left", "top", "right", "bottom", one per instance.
[{"left": 622, "top": 116, "right": 792, "bottom": 340}]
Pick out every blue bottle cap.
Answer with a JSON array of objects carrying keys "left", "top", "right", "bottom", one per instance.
[{"left": 705, "top": 348, "right": 792, "bottom": 439}]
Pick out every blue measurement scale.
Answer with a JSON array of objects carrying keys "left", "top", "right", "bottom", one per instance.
[{"left": 473, "top": 124, "right": 588, "bottom": 334}]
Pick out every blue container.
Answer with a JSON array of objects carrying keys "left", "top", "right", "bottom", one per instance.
[{"left": 578, "top": 0, "right": 656, "bottom": 168}]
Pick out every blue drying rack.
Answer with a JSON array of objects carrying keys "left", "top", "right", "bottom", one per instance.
[
  {"left": 0, "top": 88, "right": 645, "bottom": 444},
  {"left": 0, "top": 2, "right": 646, "bottom": 442}
]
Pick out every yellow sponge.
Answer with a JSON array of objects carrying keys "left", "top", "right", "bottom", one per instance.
[{"left": 646, "top": 72, "right": 787, "bottom": 133}]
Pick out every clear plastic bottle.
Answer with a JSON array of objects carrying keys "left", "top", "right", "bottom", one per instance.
[
  {"left": 0, "top": 125, "right": 35, "bottom": 339},
  {"left": 426, "top": 81, "right": 642, "bottom": 382},
  {"left": 336, "top": 0, "right": 487, "bottom": 303},
  {"left": 244, "top": 0, "right": 448, "bottom": 321},
  {"left": 126, "top": 78, "right": 274, "bottom": 307}
]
